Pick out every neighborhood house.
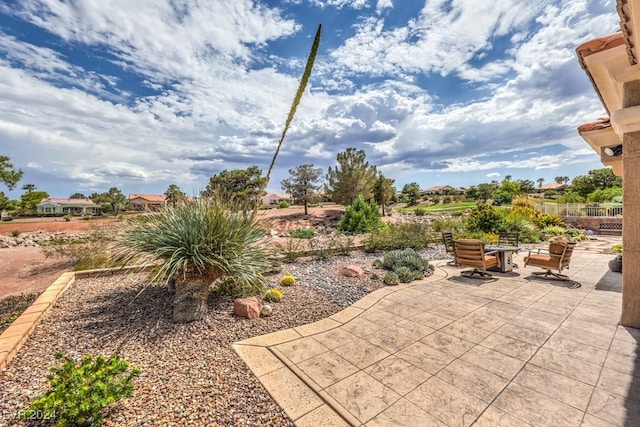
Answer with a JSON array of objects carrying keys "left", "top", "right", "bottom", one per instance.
[
  {"left": 36, "top": 198, "right": 99, "bottom": 215},
  {"left": 129, "top": 194, "right": 167, "bottom": 211}
]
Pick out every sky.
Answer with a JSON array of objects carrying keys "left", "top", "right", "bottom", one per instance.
[{"left": 0, "top": 0, "right": 621, "bottom": 200}]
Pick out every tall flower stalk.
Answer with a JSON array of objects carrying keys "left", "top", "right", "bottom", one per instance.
[{"left": 264, "top": 23, "right": 322, "bottom": 187}]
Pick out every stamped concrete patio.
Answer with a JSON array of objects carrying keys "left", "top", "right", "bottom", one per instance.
[{"left": 234, "top": 238, "right": 638, "bottom": 426}]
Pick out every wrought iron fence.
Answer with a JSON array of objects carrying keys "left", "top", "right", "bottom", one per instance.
[{"left": 538, "top": 202, "right": 623, "bottom": 217}]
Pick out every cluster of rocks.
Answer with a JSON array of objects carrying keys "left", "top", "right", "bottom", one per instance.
[{"left": 0, "top": 231, "right": 92, "bottom": 248}]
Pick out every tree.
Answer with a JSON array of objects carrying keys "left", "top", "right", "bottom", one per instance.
[
  {"left": 92, "top": 187, "right": 126, "bottom": 215},
  {"left": 280, "top": 164, "right": 323, "bottom": 215},
  {"left": 570, "top": 168, "right": 621, "bottom": 198},
  {"left": 476, "top": 183, "right": 495, "bottom": 202},
  {"left": 373, "top": 172, "right": 396, "bottom": 216},
  {"left": 0, "top": 155, "right": 23, "bottom": 190},
  {"left": 555, "top": 176, "right": 570, "bottom": 185},
  {"left": 202, "top": 166, "right": 266, "bottom": 206},
  {"left": 0, "top": 192, "right": 8, "bottom": 210},
  {"left": 401, "top": 182, "right": 421, "bottom": 206},
  {"left": 325, "top": 148, "right": 377, "bottom": 205},
  {"left": 69, "top": 193, "right": 87, "bottom": 199},
  {"left": 164, "top": 184, "right": 186, "bottom": 208},
  {"left": 537, "top": 178, "right": 544, "bottom": 188},
  {"left": 21, "top": 183, "right": 36, "bottom": 193},
  {"left": 517, "top": 179, "right": 536, "bottom": 194},
  {"left": 21, "top": 190, "right": 48, "bottom": 214}
]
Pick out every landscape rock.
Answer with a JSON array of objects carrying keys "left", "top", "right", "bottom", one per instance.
[
  {"left": 233, "top": 296, "right": 263, "bottom": 320},
  {"left": 339, "top": 265, "right": 364, "bottom": 277}
]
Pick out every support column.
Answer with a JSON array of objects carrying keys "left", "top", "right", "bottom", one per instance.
[
  {"left": 612, "top": 70, "right": 640, "bottom": 327},
  {"left": 621, "top": 129, "right": 640, "bottom": 327}
]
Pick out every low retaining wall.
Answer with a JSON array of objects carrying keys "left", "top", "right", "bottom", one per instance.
[{"left": 565, "top": 216, "right": 622, "bottom": 232}]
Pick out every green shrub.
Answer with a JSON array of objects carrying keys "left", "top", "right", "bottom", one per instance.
[
  {"left": 10, "top": 229, "right": 20, "bottom": 237},
  {"left": 378, "top": 248, "right": 430, "bottom": 283},
  {"left": 442, "top": 196, "right": 452, "bottom": 204},
  {"left": 338, "top": 195, "right": 382, "bottom": 234},
  {"left": 370, "top": 272, "right": 380, "bottom": 281},
  {"left": 542, "top": 225, "right": 566, "bottom": 239},
  {"left": 290, "top": 228, "right": 315, "bottom": 239},
  {"left": 535, "top": 213, "right": 564, "bottom": 228},
  {"left": 564, "top": 227, "right": 587, "bottom": 241},
  {"left": 465, "top": 203, "right": 504, "bottom": 234},
  {"left": 430, "top": 217, "right": 465, "bottom": 234},
  {"left": 612, "top": 243, "right": 623, "bottom": 253},
  {"left": 1, "top": 216, "right": 12, "bottom": 221},
  {"left": 394, "top": 266, "right": 416, "bottom": 283},
  {"left": 22, "top": 352, "right": 140, "bottom": 427},
  {"left": 383, "top": 271, "right": 399, "bottom": 286},
  {"left": 64, "top": 214, "right": 72, "bottom": 222},
  {"left": 280, "top": 275, "right": 296, "bottom": 286},
  {"left": 264, "top": 288, "right": 283, "bottom": 303},
  {"left": 278, "top": 200, "right": 290, "bottom": 209},
  {"left": 364, "top": 220, "right": 432, "bottom": 252},
  {"left": 414, "top": 207, "right": 427, "bottom": 216}
]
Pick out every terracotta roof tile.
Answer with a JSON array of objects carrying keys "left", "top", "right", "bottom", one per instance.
[
  {"left": 129, "top": 194, "right": 167, "bottom": 202},
  {"left": 577, "top": 117, "right": 611, "bottom": 132}
]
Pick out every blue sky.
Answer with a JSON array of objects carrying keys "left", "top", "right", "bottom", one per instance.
[{"left": 0, "top": 0, "right": 620, "bottom": 199}]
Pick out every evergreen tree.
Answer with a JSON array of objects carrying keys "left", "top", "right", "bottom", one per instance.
[
  {"left": 373, "top": 172, "right": 396, "bottom": 216},
  {"left": 325, "top": 148, "right": 377, "bottom": 205},
  {"left": 202, "top": 166, "right": 266, "bottom": 206},
  {"left": 281, "top": 164, "right": 323, "bottom": 215},
  {"left": 0, "top": 155, "right": 23, "bottom": 190}
]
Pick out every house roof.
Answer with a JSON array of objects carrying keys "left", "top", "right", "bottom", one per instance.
[
  {"left": 38, "top": 198, "right": 98, "bottom": 206},
  {"left": 129, "top": 194, "right": 167, "bottom": 202},
  {"left": 263, "top": 193, "right": 292, "bottom": 199},
  {"left": 423, "top": 185, "right": 455, "bottom": 192},
  {"left": 540, "top": 183, "right": 567, "bottom": 190}
]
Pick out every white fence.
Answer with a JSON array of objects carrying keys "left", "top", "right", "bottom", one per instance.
[{"left": 538, "top": 202, "right": 623, "bottom": 217}]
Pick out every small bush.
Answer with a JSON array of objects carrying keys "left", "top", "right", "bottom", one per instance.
[
  {"left": 278, "top": 200, "right": 290, "bottom": 209},
  {"left": 63, "top": 214, "right": 72, "bottom": 222},
  {"left": 465, "top": 203, "right": 504, "bottom": 234},
  {"left": 338, "top": 195, "right": 382, "bottom": 234},
  {"left": 280, "top": 275, "right": 296, "bottom": 286},
  {"left": 264, "top": 288, "right": 283, "bottom": 302},
  {"left": 612, "top": 243, "right": 623, "bottom": 254},
  {"left": 23, "top": 352, "right": 140, "bottom": 427},
  {"left": 10, "top": 229, "right": 20, "bottom": 237},
  {"left": 370, "top": 272, "right": 380, "bottom": 281},
  {"left": 378, "top": 248, "right": 430, "bottom": 283},
  {"left": 542, "top": 225, "right": 566, "bottom": 239},
  {"left": 564, "top": 227, "right": 588, "bottom": 241},
  {"left": 273, "top": 238, "right": 304, "bottom": 263},
  {"left": 414, "top": 207, "right": 427, "bottom": 216},
  {"left": 290, "top": 228, "right": 315, "bottom": 239},
  {"left": 364, "top": 220, "right": 433, "bottom": 252},
  {"left": 383, "top": 271, "right": 399, "bottom": 286}
]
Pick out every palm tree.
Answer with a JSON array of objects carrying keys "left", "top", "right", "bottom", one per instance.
[
  {"left": 21, "top": 183, "right": 36, "bottom": 193},
  {"left": 537, "top": 178, "right": 544, "bottom": 188},
  {"left": 112, "top": 196, "right": 267, "bottom": 322}
]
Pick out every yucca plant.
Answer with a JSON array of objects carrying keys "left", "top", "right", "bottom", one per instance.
[{"left": 112, "top": 197, "right": 267, "bottom": 322}]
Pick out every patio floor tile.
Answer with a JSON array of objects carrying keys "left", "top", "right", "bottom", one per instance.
[
  {"left": 364, "top": 355, "right": 431, "bottom": 396},
  {"left": 493, "top": 382, "right": 584, "bottom": 426},
  {"left": 325, "top": 371, "right": 401, "bottom": 424},
  {"left": 460, "top": 344, "right": 526, "bottom": 380},
  {"left": 366, "top": 398, "right": 447, "bottom": 427},
  {"left": 405, "top": 376, "right": 487, "bottom": 427},
  {"left": 513, "top": 364, "right": 594, "bottom": 411},
  {"left": 435, "top": 359, "right": 509, "bottom": 403}
]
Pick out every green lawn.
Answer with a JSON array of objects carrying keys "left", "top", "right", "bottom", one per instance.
[{"left": 399, "top": 201, "right": 478, "bottom": 213}]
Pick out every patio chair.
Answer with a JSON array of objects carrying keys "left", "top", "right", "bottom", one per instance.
[
  {"left": 442, "top": 232, "right": 455, "bottom": 265},
  {"left": 524, "top": 241, "right": 580, "bottom": 286},
  {"left": 453, "top": 239, "right": 499, "bottom": 278},
  {"left": 498, "top": 231, "right": 519, "bottom": 268}
]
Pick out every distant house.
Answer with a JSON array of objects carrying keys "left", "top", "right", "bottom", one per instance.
[
  {"left": 36, "top": 198, "right": 99, "bottom": 215},
  {"left": 423, "top": 185, "right": 458, "bottom": 195},
  {"left": 129, "top": 194, "right": 167, "bottom": 211},
  {"left": 539, "top": 183, "right": 568, "bottom": 192},
  {"left": 261, "top": 193, "right": 293, "bottom": 207}
]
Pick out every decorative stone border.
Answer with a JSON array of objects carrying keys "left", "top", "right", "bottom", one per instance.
[{"left": 0, "top": 265, "right": 155, "bottom": 371}]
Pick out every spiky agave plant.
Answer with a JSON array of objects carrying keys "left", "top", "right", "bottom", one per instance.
[{"left": 112, "top": 196, "right": 267, "bottom": 322}]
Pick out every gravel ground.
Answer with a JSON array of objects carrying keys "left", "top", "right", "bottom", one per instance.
[{"left": 0, "top": 247, "right": 447, "bottom": 427}]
